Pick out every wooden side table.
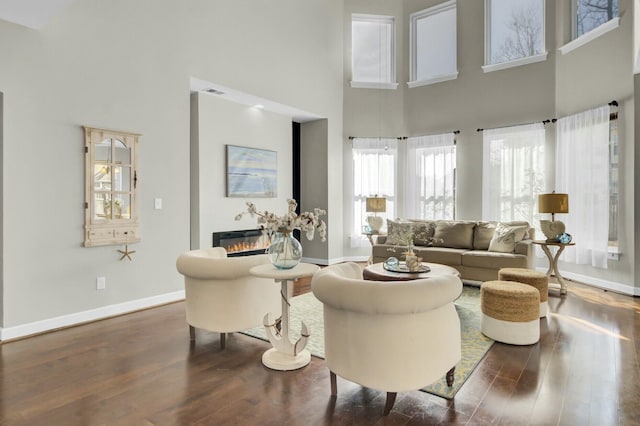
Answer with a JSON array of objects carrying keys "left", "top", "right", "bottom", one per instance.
[
  {"left": 362, "top": 231, "right": 385, "bottom": 264},
  {"left": 249, "top": 262, "right": 320, "bottom": 370},
  {"left": 532, "top": 240, "right": 575, "bottom": 295}
]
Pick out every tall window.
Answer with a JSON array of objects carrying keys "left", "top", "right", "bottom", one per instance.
[
  {"left": 405, "top": 133, "right": 456, "bottom": 219},
  {"left": 482, "top": 123, "right": 546, "bottom": 226},
  {"left": 484, "top": 0, "right": 546, "bottom": 71},
  {"left": 575, "top": 0, "right": 618, "bottom": 38},
  {"left": 351, "top": 14, "right": 398, "bottom": 89},
  {"left": 408, "top": 1, "right": 457, "bottom": 88},
  {"left": 352, "top": 138, "right": 398, "bottom": 241},
  {"left": 556, "top": 105, "right": 611, "bottom": 268},
  {"left": 608, "top": 116, "right": 619, "bottom": 247}
]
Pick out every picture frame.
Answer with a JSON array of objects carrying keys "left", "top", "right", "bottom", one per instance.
[{"left": 226, "top": 145, "right": 277, "bottom": 198}]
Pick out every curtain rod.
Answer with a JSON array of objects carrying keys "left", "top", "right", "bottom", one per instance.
[
  {"left": 347, "top": 136, "right": 402, "bottom": 141},
  {"left": 477, "top": 119, "right": 556, "bottom": 132},
  {"left": 348, "top": 130, "right": 460, "bottom": 141}
]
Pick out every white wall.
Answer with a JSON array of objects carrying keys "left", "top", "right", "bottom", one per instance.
[
  {"left": 193, "top": 93, "right": 294, "bottom": 247},
  {"left": 0, "top": 0, "right": 344, "bottom": 333}
]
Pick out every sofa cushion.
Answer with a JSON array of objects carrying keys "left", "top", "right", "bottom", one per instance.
[
  {"left": 462, "top": 250, "right": 529, "bottom": 269},
  {"left": 473, "top": 222, "right": 496, "bottom": 250},
  {"left": 432, "top": 221, "right": 475, "bottom": 249},
  {"left": 409, "top": 220, "right": 437, "bottom": 246},
  {"left": 386, "top": 219, "right": 413, "bottom": 245},
  {"left": 413, "top": 247, "right": 466, "bottom": 266},
  {"left": 488, "top": 222, "right": 529, "bottom": 253}
]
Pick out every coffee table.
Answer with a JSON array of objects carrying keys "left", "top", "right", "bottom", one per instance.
[{"left": 363, "top": 262, "right": 460, "bottom": 281}]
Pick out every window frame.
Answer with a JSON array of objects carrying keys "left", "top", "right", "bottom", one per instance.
[
  {"left": 405, "top": 134, "right": 457, "bottom": 220},
  {"left": 351, "top": 138, "right": 398, "bottom": 240},
  {"left": 84, "top": 126, "right": 141, "bottom": 247},
  {"left": 351, "top": 13, "right": 398, "bottom": 90},
  {"left": 559, "top": 1, "right": 619, "bottom": 56},
  {"left": 481, "top": 123, "right": 546, "bottom": 226},
  {"left": 483, "top": 0, "right": 547, "bottom": 73},
  {"left": 408, "top": 0, "right": 458, "bottom": 88},
  {"left": 608, "top": 114, "right": 619, "bottom": 256}
]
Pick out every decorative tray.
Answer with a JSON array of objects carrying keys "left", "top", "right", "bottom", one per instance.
[{"left": 383, "top": 262, "right": 430, "bottom": 273}]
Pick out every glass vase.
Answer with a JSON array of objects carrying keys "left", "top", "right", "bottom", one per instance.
[{"left": 267, "top": 231, "right": 303, "bottom": 269}]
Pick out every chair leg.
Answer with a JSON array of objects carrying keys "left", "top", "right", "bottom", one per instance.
[
  {"left": 220, "top": 332, "right": 226, "bottom": 350},
  {"left": 383, "top": 392, "right": 397, "bottom": 416},
  {"left": 330, "top": 371, "right": 337, "bottom": 396},
  {"left": 189, "top": 325, "right": 195, "bottom": 341},
  {"left": 446, "top": 366, "right": 456, "bottom": 387}
]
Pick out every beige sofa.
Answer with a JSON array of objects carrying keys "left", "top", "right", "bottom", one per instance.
[{"left": 371, "top": 219, "right": 536, "bottom": 282}]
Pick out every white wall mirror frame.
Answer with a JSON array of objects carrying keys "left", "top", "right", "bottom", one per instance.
[{"left": 84, "top": 126, "right": 141, "bottom": 247}]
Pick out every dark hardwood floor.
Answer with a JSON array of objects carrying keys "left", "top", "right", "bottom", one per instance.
[{"left": 1, "top": 274, "right": 638, "bottom": 425}]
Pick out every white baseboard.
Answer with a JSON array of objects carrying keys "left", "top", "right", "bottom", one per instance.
[
  {"left": 0, "top": 290, "right": 186, "bottom": 342},
  {"left": 535, "top": 267, "right": 638, "bottom": 296}
]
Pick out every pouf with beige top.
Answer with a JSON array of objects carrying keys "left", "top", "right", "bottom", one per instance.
[
  {"left": 498, "top": 267, "right": 549, "bottom": 317},
  {"left": 481, "top": 280, "right": 540, "bottom": 345}
]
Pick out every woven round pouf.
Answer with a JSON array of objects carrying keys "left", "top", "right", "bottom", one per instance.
[
  {"left": 481, "top": 280, "right": 540, "bottom": 345},
  {"left": 498, "top": 268, "right": 549, "bottom": 317}
]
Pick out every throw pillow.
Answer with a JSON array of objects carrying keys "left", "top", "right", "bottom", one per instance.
[
  {"left": 473, "top": 221, "right": 496, "bottom": 250},
  {"left": 488, "top": 222, "right": 529, "bottom": 253},
  {"left": 410, "top": 220, "right": 436, "bottom": 246},
  {"left": 386, "top": 219, "right": 414, "bottom": 245},
  {"left": 431, "top": 221, "right": 475, "bottom": 249},
  {"left": 503, "top": 221, "right": 531, "bottom": 239}
]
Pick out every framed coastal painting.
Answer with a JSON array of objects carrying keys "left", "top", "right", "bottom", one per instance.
[{"left": 226, "top": 145, "right": 277, "bottom": 197}]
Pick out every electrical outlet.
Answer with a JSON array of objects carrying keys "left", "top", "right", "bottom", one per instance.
[
  {"left": 96, "top": 276, "right": 106, "bottom": 290},
  {"left": 154, "top": 198, "right": 162, "bottom": 210}
]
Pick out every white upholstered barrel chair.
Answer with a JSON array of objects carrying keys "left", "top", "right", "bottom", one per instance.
[
  {"left": 176, "top": 247, "right": 281, "bottom": 349},
  {"left": 311, "top": 262, "right": 462, "bottom": 416}
]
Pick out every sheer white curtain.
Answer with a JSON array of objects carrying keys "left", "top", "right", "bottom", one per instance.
[
  {"left": 405, "top": 133, "right": 456, "bottom": 219},
  {"left": 482, "top": 123, "right": 546, "bottom": 225},
  {"left": 352, "top": 138, "right": 398, "bottom": 247},
  {"left": 556, "top": 105, "right": 610, "bottom": 268}
]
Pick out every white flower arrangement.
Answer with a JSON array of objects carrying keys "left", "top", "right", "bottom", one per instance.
[{"left": 235, "top": 199, "right": 327, "bottom": 242}]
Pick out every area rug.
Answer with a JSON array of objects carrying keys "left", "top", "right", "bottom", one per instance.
[{"left": 241, "top": 285, "right": 493, "bottom": 400}]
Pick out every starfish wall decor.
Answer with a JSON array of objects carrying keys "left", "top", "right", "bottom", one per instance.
[{"left": 118, "top": 243, "right": 136, "bottom": 261}]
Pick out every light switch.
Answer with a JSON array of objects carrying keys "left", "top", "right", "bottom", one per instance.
[{"left": 154, "top": 198, "right": 163, "bottom": 210}]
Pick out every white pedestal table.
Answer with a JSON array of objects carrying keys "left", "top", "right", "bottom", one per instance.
[{"left": 249, "top": 262, "right": 320, "bottom": 371}]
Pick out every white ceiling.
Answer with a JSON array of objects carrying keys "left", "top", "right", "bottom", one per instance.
[{"left": 0, "top": 0, "right": 73, "bottom": 29}]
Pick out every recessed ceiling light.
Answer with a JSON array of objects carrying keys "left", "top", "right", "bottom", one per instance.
[
  {"left": 254, "top": 104, "right": 264, "bottom": 109},
  {"left": 205, "top": 88, "right": 225, "bottom": 95}
]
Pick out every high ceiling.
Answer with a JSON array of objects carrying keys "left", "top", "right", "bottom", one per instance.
[
  {"left": 0, "top": 1, "right": 323, "bottom": 123},
  {"left": 0, "top": 0, "right": 73, "bottom": 29}
]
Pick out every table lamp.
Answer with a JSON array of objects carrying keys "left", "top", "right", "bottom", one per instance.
[
  {"left": 365, "top": 196, "right": 386, "bottom": 232},
  {"left": 538, "top": 192, "right": 569, "bottom": 242}
]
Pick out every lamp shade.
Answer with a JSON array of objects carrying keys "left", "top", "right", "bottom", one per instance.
[
  {"left": 538, "top": 193, "right": 569, "bottom": 214},
  {"left": 365, "top": 197, "right": 386, "bottom": 213}
]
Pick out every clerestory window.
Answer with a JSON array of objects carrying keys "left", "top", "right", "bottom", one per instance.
[
  {"left": 351, "top": 14, "right": 398, "bottom": 89},
  {"left": 408, "top": 1, "right": 458, "bottom": 88},
  {"left": 483, "top": 0, "right": 547, "bottom": 72},
  {"left": 575, "top": 0, "right": 618, "bottom": 38}
]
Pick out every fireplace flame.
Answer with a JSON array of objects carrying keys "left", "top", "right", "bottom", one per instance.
[{"left": 227, "top": 238, "right": 270, "bottom": 254}]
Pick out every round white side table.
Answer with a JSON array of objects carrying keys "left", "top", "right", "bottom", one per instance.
[{"left": 249, "top": 262, "right": 320, "bottom": 370}]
